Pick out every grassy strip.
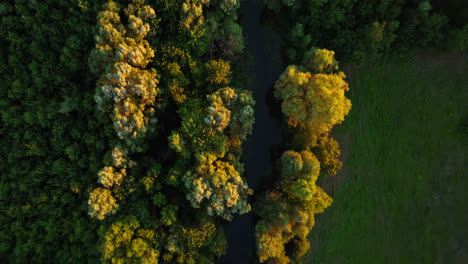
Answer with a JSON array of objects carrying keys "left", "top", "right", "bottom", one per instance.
[{"left": 307, "top": 51, "right": 468, "bottom": 264}]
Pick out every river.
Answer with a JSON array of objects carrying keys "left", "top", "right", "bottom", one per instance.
[{"left": 217, "top": 0, "right": 284, "bottom": 263}]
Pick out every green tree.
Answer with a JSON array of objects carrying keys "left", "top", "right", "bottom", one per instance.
[
  {"left": 229, "top": 90, "right": 255, "bottom": 141},
  {"left": 456, "top": 24, "right": 468, "bottom": 51},
  {"left": 280, "top": 150, "right": 320, "bottom": 201}
]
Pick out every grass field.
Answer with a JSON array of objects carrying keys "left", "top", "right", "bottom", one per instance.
[{"left": 307, "top": 51, "right": 468, "bottom": 264}]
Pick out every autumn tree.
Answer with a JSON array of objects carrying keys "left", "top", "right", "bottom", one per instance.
[
  {"left": 205, "top": 59, "right": 231, "bottom": 87},
  {"left": 183, "top": 152, "right": 251, "bottom": 220},
  {"left": 88, "top": 188, "right": 118, "bottom": 221},
  {"left": 302, "top": 48, "right": 339, "bottom": 74},
  {"left": 280, "top": 150, "right": 321, "bottom": 203},
  {"left": 255, "top": 191, "right": 291, "bottom": 263},
  {"left": 0, "top": 0, "right": 250, "bottom": 262},
  {"left": 100, "top": 216, "right": 160, "bottom": 264},
  {"left": 255, "top": 151, "right": 333, "bottom": 263},
  {"left": 98, "top": 166, "right": 125, "bottom": 188},
  {"left": 274, "top": 63, "right": 351, "bottom": 135},
  {"left": 311, "top": 133, "right": 342, "bottom": 177},
  {"left": 181, "top": 0, "right": 210, "bottom": 30},
  {"left": 257, "top": 49, "right": 348, "bottom": 263},
  {"left": 204, "top": 86, "right": 255, "bottom": 141},
  {"left": 205, "top": 87, "right": 235, "bottom": 132},
  {"left": 88, "top": 0, "right": 159, "bottom": 222},
  {"left": 89, "top": 0, "right": 158, "bottom": 148}
]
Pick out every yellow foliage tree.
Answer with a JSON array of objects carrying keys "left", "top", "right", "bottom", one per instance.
[
  {"left": 181, "top": 0, "right": 210, "bottom": 30},
  {"left": 88, "top": 188, "right": 118, "bottom": 220},
  {"left": 257, "top": 49, "right": 347, "bottom": 263},
  {"left": 89, "top": 0, "right": 158, "bottom": 221},
  {"left": 205, "top": 87, "right": 236, "bottom": 132},
  {"left": 101, "top": 216, "right": 160, "bottom": 263},
  {"left": 303, "top": 48, "right": 339, "bottom": 74},
  {"left": 280, "top": 150, "right": 321, "bottom": 203},
  {"left": 183, "top": 152, "right": 251, "bottom": 220},
  {"left": 256, "top": 151, "right": 333, "bottom": 263},
  {"left": 274, "top": 65, "right": 351, "bottom": 135},
  {"left": 205, "top": 59, "right": 231, "bottom": 86},
  {"left": 90, "top": 0, "right": 158, "bottom": 145},
  {"left": 98, "top": 166, "right": 125, "bottom": 188}
]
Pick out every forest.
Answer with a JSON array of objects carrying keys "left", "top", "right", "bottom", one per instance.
[{"left": 0, "top": 0, "right": 466, "bottom": 264}]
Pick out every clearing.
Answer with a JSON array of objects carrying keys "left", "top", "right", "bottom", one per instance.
[{"left": 308, "top": 51, "right": 468, "bottom": 264}]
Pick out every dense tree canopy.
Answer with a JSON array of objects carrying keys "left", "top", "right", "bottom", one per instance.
[
  {"left": 266, "top": 0, "right": 453, "bottom": 62},
  {"left": 0, "top": 0, "right": 250, "bottom": 263},
  {"left": 1, "top": 0, "right": 459, "bottom": 263},
  {"left": 0, "top": 0, "right": 109, "bottom": 261}
]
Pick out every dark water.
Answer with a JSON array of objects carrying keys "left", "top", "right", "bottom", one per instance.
[{"left": 217, "top": 0, "right": 283, "bottom": 263}]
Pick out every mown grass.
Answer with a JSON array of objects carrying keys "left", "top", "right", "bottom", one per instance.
[{"left": 307, "top": 51, "right": 468, "bottom": 264}]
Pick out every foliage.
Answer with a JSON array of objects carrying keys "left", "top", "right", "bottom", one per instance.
[
  {"left": 100, "top": 216, "right": 160, "bottom": 264},
  {"left": 205, "top": 87, "right": 235, "bottom": 132},
  {"left": 229, "top": 89, "right": 255, "bottom": 141},
  {"left": 311, "top": 133, "right": 342, "bottom": 178},
  {"left": 98, "top": 166, "right": 126, "bottom": 188},
  {"left": 255, "top": 183, "right": 332, "bottom": 263},
  {"left": 266, "top": 0, "right": 450, "bottom": 63},
  {"left": 302, "top": 48, "right": 338, "bottom": 74},
  {"left": 88, "top": 187, "right": 119, "bottom": 221},
  {"left": 456, "top": 24, "right": 468, "bottom": 51},
  {"left": 181, "top": 0, "right": 210, "bottom": 30},
  {"left": 274, "top": 63, "right": 351, "bottom": 135},
  {"left": 255, "top": 48, "right": 349, "bottom": 263},
  {"left": 168, "top": 62, "right": 254, "bottom": 218},
  {"left": 0, "top": 0, "right": 250, "bottom": 262},
  {"left": 0, "top": 0, "right": 105, "bottom": 261},
  {"left": 89, "top": 0, "right": 158, "bottom": 147},
  {"left": 205, "top": 59, "right": 231, "bottom": 86},
  {"left": 281, "top": 150, "right": 321, "bottom": 202},
  {"left": 183, "top": 152, "right": 251, "bottom": 220}
]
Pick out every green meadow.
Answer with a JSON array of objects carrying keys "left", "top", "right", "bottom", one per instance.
[{"left": 308, "top": 51, "right": 468, "bottom": 264}]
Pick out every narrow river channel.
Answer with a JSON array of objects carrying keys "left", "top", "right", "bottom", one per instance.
[{"left": 217, "top": 0, "right": 284, "bottom": 263}]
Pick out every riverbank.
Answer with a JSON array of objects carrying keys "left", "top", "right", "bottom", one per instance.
[{"left": 217, "top": 0, "right": 284, "bottom": 263}]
